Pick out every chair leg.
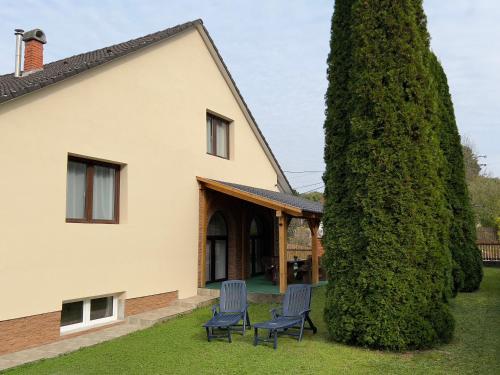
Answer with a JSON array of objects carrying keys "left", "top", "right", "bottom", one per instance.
[
  {"left": 246, "top": 311, "right": 251, "bottom": 328},
  {"left": 306, "top": 315, "right": 318, "bottom": 334},
  {"left": 254, "top": 327, "right": 258, "bottom": 346},
  {"left": 242, "top": 313, "right": 246, "bottom": 336},
  {"left": 298, "top": 318, "right": 305, "bottom": 342},
  {"left": 206, "top": 327, "right": 211, "bottom": 342},
  {"left": 228, "top": 327, "right": 232, "bottom": 343},
  {"left": 273, "top": 330, "right": 278, "bottom": 350}
]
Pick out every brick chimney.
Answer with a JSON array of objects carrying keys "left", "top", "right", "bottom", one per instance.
[{"left": 22, "top": 29, "right": 46, "bottom": 73}]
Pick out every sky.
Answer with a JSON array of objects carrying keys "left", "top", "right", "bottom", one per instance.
[{"left": 0, "top": 1, "right": 498, "bottom": 192}]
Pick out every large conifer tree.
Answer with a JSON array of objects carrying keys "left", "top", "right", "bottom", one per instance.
[
  {"left": 323, "top": 0, "right": 454, "bottom": 349},
  {"left": 429, "top": 53, "right": 483, "bottom": 293}
]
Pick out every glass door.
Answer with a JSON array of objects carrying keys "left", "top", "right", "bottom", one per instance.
[
  {"left": 206, "top": 212, "right": 228, "bottom": 283},
  {"left": 214, "top": 240, "right": 227, "bottom": 280},
  {"left": 249, "top": 217, "right": 265, "bottom": 276}
]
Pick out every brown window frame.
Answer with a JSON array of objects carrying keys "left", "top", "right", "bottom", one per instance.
[
  {"left": 66, "top": 156, "right": 120, "bottom": 224},
  {"left": 206, "top": 113, "right": 230, "bottom": 159}
]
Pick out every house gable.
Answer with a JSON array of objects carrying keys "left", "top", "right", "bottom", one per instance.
[
  {"left": 0, "top": 21, "right": 289, "bottom": 321},
  {"left": 0, "top": 20, "right": 291, "bottom": 192}
]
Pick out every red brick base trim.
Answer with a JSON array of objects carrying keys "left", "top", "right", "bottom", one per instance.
[
  {"left": 0, "top": 290, "right": 178, "bottom": 355},
  {"left": 125, "top": 290, "right": 178, "bottom": 316},
  {"left": 0, "top": 311, "right": 61, "bottom": 355}
]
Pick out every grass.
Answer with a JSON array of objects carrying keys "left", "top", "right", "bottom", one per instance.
[{"left": 5, "top": 268, "right": 500, "bottom": 375}]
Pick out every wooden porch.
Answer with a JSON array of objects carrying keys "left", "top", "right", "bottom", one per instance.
[
  {"left": 200, "top": 274, "right": 327, "bottom": 303},
  {"left": 197, "top": 177, "right": 324, "bottom": 294}
]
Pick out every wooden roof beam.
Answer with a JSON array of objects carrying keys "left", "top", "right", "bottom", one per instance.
[{"left": 197, "top": 177, "right": 304, "bottom": 217}]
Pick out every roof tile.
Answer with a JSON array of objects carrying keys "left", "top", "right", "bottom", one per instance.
[
  {"left": 215, "top": 180, "right": 323, "bottom": 215},
  {"left": 0, "top": 20, "right": 201, "bottom": 103}
]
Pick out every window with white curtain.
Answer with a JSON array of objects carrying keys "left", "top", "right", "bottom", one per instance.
[
  {"left": 206, "top": 113, "right": 229, "bottom": 159},
  {"left": 66, "top": 161, "right": 87, "bottom": 219},
  {"left": 92, "top": 166, "right": 116, "bottom": 220},
  {"left": 66, "top": 156, "right": 120, "bottom": 223}
]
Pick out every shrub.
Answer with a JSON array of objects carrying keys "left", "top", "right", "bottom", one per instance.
[
  {"left": 429, "top": 53, "right": 483, "bottom": 292},
  {"left": 323, "top": 0, "right": 454, "bottom": 350}
]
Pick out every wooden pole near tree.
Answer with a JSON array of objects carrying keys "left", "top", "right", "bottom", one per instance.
[
  {"left": 277, "top": 210, "right": 288, "bottom": 294},
  {"left": 308, "top": 219, "right": 320, "bottom": 285}
]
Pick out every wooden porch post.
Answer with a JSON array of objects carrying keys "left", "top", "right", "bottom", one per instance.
[
  {"left": 308, "top": 219, "right": 320, "bottom": 285},
  {"left": 199, "top": 187, "right": 208, "bottom": 288},
  {"left": 278, "top": 211, "right": 288, "bottom": 294}
]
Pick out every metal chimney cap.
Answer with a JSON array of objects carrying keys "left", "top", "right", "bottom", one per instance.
[
  {"left": 22, "top": 29, "right": 46, "bottom": 44},
  {"left": 14, "top": 29, "right": 24, "bottom": 35}
]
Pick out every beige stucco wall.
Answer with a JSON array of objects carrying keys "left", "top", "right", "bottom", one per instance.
[{"left": 0, "top": 28, "right": 281, "bottom": 321}]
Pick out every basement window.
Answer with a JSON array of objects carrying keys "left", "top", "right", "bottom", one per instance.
[{"left": 60, "top": 295, "right": 118, "bottom": 334}]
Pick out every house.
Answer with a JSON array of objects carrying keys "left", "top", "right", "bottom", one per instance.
[{"left": 0, "top": 19, "right": 323, "bottom": 355}]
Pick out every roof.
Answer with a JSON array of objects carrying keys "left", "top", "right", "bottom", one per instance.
[
  {"left": 0, "top": 20, "right": 199, "bottom": 103},
  {"left": 0, "top": 19, "right": 292, "bottom": 192},
  {"left": 197, "top": 177, "right": 323, "bottom": 217}
]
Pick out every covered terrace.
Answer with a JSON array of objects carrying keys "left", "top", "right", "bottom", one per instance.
[{"left": 197, "top": 177, "right": 324, "bottom": 295}]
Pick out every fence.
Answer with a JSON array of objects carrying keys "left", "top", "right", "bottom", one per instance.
[
  {"left": 477, "top": 227, "right": 498, "bottom": 243},
  {"left": 287, "top": 244, "right": 311, "bottom": 261},
  {"left": 477, "top": 226, "right": 500, "bottom": 263},
  {"left": 479, "top": 244, "right": 500, "bottom": 262}
]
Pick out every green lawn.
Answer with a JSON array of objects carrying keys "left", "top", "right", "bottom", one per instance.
[{"left": 6, "top": 268, "right": 500, "bottom": 375}]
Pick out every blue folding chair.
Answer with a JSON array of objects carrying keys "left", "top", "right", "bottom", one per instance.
[
  {"left": 203, "top": 280, "right": 250, "bottom": 343},
  {"left": 253, "top": 284, "right": 317, "bottom": 349}
]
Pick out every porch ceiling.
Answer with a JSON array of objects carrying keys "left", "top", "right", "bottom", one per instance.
[{"left": 196, "top": 177, "right": 323, "bottom": 218}]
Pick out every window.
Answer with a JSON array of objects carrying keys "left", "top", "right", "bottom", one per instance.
[
  {"left": 207, "top": 114, "right": 229, "bottom": 159},
  {"left": 60, "top": 295, "right": 117, "bottom": 333},
  {"left": 66, "top": 156, "right": 120, "bottom": 223}
]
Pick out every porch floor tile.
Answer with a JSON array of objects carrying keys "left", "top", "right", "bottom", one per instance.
[
  {"left": 205, "top": 275, "right": 328, "bottom": 295},
  {"left": 205, "top": 275, "right": 281, "bottom": 294}
]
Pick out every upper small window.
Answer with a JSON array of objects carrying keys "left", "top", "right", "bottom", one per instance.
[
  {"left": 66, "top": 156, "right": 120, "bottom": 223},
  {"left": 207, "top": 113, "right": 229, "bottom": 159}
]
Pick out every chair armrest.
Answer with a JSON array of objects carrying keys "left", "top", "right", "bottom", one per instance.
[
  {"left": 238, "top": 304, "right": 249, "bottom": 315},
  {"left": 298, "top": 309, "right": 311, "bottom": 316},
  {"left": 211, "top": 304, "right": 220, "bottom": 316},
  {"left": 270, "top": 307, "right": 282, "bottom": 319}
]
